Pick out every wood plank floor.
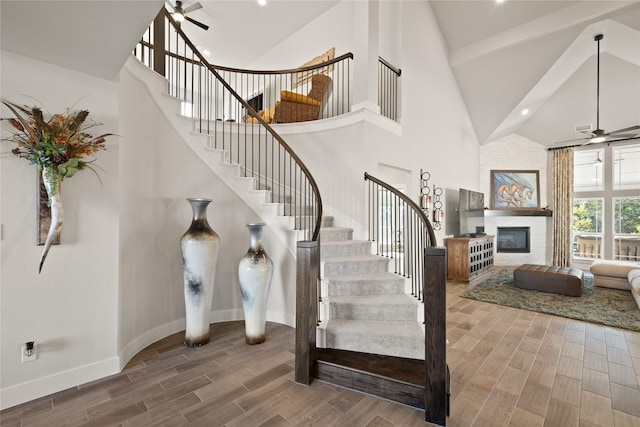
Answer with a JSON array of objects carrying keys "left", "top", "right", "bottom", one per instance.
[{"left": 2, "top": 278, "right": 640, "bottom": 426}]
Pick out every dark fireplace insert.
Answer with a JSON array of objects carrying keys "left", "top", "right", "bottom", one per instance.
[{"left": 497, "top": 227, "right": 530, "bottom": 253}]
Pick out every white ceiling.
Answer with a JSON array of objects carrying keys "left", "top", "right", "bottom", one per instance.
[
  {"left": 429, "top": 0, "right": 640, "bottom": 146},
  {"left": 177, "top": 0, "right": 341, "bottom": 68},
  {"left": 0, "top": 0, "right": 165, "bottom": 80},
  {"left": 2, "top": 1, "right": 639, "bottom": 148}
]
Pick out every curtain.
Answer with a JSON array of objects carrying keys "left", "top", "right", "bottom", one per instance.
[{"left": 552, "top": 148, "right": 574, "bottom": 267}]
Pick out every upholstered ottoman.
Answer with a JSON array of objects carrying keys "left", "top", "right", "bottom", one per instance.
[
  {"left": 514, "top": 264, "right": 584, "bottom": 297},
  {"left": 590, "top": 260, "right": 638, "bottom": 291}
]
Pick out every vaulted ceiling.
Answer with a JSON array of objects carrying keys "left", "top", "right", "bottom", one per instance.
[
  {"left": 2, "top": 1, "right": 639, "bottom": 148},
  {"left": 429, "top": 0, "right": 640, "bottom": 147}
]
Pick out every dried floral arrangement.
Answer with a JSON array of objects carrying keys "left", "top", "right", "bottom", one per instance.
[{"left": 1, "top": 99, "right": 113, "bottom": 272}]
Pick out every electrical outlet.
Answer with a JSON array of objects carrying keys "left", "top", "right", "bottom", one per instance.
[{"left": 21, "top": 343, "right": 37, "bottom": 363}]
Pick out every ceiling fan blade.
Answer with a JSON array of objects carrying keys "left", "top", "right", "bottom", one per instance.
[
  {"left": 607, "top": 125, "right": 640, "bottom": 135},
  {"left": 183, "top": 1, "right": 202, "bottom": 14},
  {"left": 185, "top": 16, "right": 209, "bottom": 30},
  {"left": 606, "top": 134, "right": 639, "bottom": 139},
  {"left": 606, "top": 135, "right": 640, "bottom": 143},
  {"left": 552, "top": 136, "right": 590, "bottom": 145}
]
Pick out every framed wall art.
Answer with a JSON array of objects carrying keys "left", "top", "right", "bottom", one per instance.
[{"left": 490, "top": 170, "right": 540, "bottom": 209}]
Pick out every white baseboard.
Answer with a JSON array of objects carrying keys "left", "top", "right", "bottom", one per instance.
[
  {"left": 0, "top": 357, "right": 119, "bottom": 410},
  {"left": 2, "top": 308, "right": 294, "bottom": 411}
]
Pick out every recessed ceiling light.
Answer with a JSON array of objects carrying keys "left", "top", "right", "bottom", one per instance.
[
  {"left": 521, "top": 108, "right": 529, "bottom": 116},
  {"left": 258, "top": 0, "right": 266, "bottom": 5},
  {"left": 496, "top": 0, "right": 505, "bottom": 3}
]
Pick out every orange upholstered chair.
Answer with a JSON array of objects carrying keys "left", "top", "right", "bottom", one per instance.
[{"left": 273, "top": 74, "right": 332, "bottom": 123}]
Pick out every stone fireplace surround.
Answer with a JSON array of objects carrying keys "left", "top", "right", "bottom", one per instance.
[{"left": 484, "top": 211, "right": 552, "bottom": 266}]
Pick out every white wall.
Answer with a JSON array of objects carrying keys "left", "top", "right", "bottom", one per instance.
[
  {"left": 248, "top": 1, "right": 481, "bottom": 245},
  {"left": 0, "top": 51, "right": 120, "bottom": 408},
  {"left": 480, "top": 134, "right": 551, "bottom": 265},
  {"left": 117, "top": 61, "right": 296, "bottom": 367},
  {"left": 1, "top": 0, "right": 485, "bottom": 409},
  {"left": 247, "top": 1, "right": 354, "bottom": 70}
]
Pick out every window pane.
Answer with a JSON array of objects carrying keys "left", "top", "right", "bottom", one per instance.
[
  {"left": 614, "top": 196, "right": 640, "bottom": 261},
  {"left": 574, "top": 149, "right": 604, "bottom": 192},
  {"left": 573, "top": 198, "right": 603, "bottom": 260},
  {"left": 613, "top": 144, "right": 640, "bottom": 190}
]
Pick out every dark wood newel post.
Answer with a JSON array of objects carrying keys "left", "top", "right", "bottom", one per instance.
[
  {"left": 424, "top": 246, "right": 447, "bottom": 426},
  {"left": 295, "top": 241, "right": 318, "bottom": 385},
  {"left": 153, "top": 9, "right": 166, "bottom": 77}
]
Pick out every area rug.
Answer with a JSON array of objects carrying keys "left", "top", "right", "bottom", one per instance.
[{"left": 461, "top": 268, "right": 640, "bottom": 332}]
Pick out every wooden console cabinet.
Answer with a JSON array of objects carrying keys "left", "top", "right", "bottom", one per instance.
[{"left": 445, "top": 235, "right": 495, "bottom": 284}]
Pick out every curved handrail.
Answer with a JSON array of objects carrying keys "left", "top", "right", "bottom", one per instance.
[
  {"left": 364, "top": 172, "right": 437, "bottom": 301},
  {"left": 165, "top": 11, "right": 323, "bottom": 241},
  {"left": 364, "top": 172, "right": 436, "bottom": 245},
  {"left": 139, "top": 39, "right": 352, "bottom": 75},
  {"left": 207, "top": 53, "right": 354, "bottom": 75}
]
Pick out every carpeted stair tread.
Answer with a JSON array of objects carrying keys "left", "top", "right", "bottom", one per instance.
[
  {"left": 329, "top": 293, "right": 418, "bottom": 306},
  {"left": 321, "top": 240, "right": 372, "bottom": 258},
  {"left": 329, "top": 294, "right": 418, "bottom": 321},
  {"left": 323, "top": 254, "right": 389, "bottom": 263},
  {"left": 322, "top": 255, "right": 390, "bottom": 276},
  {"left": 324, "top": 272, "right": 404, "bottom": 281},
  {"left": 320, "top": 227, "right": 354, "bottom": 241},
  {"left": 324, "top": 272, "right": 406, "bottom": 296},
  {"left": 325, "top": 319, "right": 425, "bottom": 359}
]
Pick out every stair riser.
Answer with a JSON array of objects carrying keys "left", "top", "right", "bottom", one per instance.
[
  {"left": 323, "top": 259, "right": 389, "bottom": 276},
  {"left": 329, "top": 304, "right": 416, "bottom": 321},
  {"left": 322, "top": 217, "right": 334, "bottom": 227},
  {"left": 321, "top": 229, "right": 353, "bottom": 242},
  {"left": 326, "top": 281, "right": 405, "bottom": 296},
  {"left": 325, "top": 332, "right": 425, "bottom": 360},
  {"left": 280, "top": 204, "right": 314, "bottom": 216},
  {"left": 321, "top": 242, "right": 372, "bottom": 258}
]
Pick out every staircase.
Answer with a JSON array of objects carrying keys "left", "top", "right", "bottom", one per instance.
[
  {"left": 319, "top": 217, "right": 425, "bottom": 360},
  {"left": 133, "top": 12, "right": 447, "bottom": 424}
]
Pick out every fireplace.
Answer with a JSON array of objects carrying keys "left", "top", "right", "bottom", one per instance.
[{"left": 497, "top": 227, "right": 530, "bottom": 253}]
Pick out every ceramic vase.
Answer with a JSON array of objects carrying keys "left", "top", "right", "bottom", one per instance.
[
  {"left": 180, "top": 198, "right": 220, "bottom": 347},
  {"left": 39, "top": 167, "right": 63, "bottom": 273},
  {"left": 238, "top": 223, "right": 273, "bottom": 344}
]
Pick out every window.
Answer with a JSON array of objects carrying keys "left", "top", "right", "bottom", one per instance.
[
  {"left": 614, "top": 197, "right": 640, "bottom": 261},
  {"left": 573, "top": 143, "right": 640, "bottom": 262},
  {"left": 573, "top": 198, "right": 603, "bottom": 259}
]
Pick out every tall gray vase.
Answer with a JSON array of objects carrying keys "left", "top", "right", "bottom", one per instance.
[
  {"left": 180, "top": 198, "right": 220, "bottom": 347},
  {"left": 238, "top": 223, "right": 273, "bottom": 344}
]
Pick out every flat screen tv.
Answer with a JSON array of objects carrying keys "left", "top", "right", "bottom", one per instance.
[{"left": 459, "top": 188, "right": 485, "bottom": 237}]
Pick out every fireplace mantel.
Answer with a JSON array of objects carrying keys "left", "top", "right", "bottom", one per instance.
[{"left": 485, "top": 209, "right": 552, "bottom": 217}]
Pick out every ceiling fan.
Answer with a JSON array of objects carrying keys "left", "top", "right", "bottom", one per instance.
[
  {"left": 166, "top": 1, "right": 209, "bottom": 30},
  {"left": 556, "top": 34, "right": 640, "bottom": 146}
]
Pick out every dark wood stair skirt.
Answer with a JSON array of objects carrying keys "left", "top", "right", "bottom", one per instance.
[{"left": 315, "top": 348, "right": 450, "bottom": 416}]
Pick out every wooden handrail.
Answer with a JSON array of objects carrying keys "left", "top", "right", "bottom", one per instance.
[
  {"left": 208, "top": 52, "right": 354, "bottom": 75},
  {"left": 379, "top": 56, "right": 401, "bottom": 76},
  {"left": 164, "top": 11, "right": 323, "bottom": 241},
  {"left": 364, "top": 172, "right": 436, "bottom": 245},
  {"left": 138, "top": 39, "right": 353, "bottom": 77}
]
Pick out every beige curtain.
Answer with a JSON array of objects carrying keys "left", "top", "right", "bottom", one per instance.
[{"left": 552, "top": 148, "right": 574, "bottom": 267}]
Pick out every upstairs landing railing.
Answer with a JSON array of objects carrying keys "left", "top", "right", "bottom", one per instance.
[
  {"left": 378, "top": 57, "right": 401, "bottom": 122},
  {"left": 134, "top": 10, "right": 322, "bottom": 242},
  {"left": 135, "top": 20, "right": 352, "bottom": 127}
]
